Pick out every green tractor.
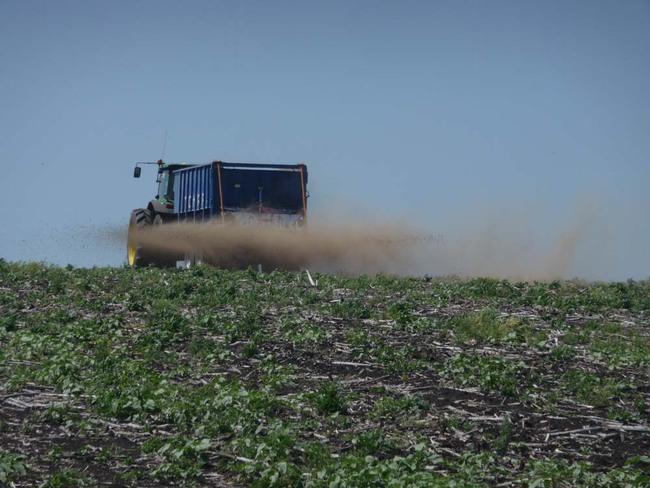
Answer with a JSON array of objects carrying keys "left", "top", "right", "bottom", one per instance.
[{"left": 127, "top": 159, "right": 195, "bottom": 267}]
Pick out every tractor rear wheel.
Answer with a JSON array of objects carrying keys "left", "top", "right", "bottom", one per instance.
[{"left": 127, "top": 209, "right": 154, "bottom": 267}]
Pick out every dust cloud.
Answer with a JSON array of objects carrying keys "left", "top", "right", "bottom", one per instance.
[
  {"left": 406, "top": 202, "right": 608, "bottom": 280},
  {"left": 136, "top": 220, "right": 419, "bottom": 276},
  {"left": 134, "top": 204, "right": 611, "bottom": 280}
]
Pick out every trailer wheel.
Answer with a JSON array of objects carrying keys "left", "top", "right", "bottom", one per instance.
[{"left": 127, "top": 209, "right": 154, "bottom": 267}]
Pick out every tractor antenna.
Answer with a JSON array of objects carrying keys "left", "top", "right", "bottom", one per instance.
[{"left": 161, "top": 131, "right": 169, "bottom": 160}]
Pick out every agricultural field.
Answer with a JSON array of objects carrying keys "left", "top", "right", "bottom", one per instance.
[{"left": 0, "top": 260, "right": 649, "bottom": 486}]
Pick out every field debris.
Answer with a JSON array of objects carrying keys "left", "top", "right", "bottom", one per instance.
[
  {"left": 0, "top": 261, "right": 649, "bottom": 486},
  {"left": 305, "top": 269, "right": 318, "bottom": 287}
]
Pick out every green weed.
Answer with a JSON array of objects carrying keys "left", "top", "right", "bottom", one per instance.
[
  {"left": 562, "top": 370, "right": 635, "bottom": 408},
  {"left": 40, "top": 468, "right": 91, "bottom": 487},
  {"left": 440, "top": 354, "right": 526, "bottom": 397},
  {"left": 312, "top": 381, "right": 348, "bottom": 416},
  {"left": 0, "top": 450, "right": 26, "bottom": 484},
  {"left": 371, "top": 394, "right": 429, "bottom": 419}
]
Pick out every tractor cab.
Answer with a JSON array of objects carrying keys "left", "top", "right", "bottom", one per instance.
[
  {"left": 133, "top": 160, "right": 196, "bottom": 219},
  {"left": 155, "top": 164, "right": 191, "bottom": 207}
]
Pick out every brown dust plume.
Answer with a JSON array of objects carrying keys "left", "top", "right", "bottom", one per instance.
[
  {"left": 133, "top": 206, "right": 602, "bottom": 280},
  {"left": 136, "top": 220, "right": 422, "bottom": 275}
]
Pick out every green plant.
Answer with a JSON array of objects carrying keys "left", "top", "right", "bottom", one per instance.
[
  {"left": 492, "top": 415, "right": 514, "bottom": 454},
  {"left": 40, "top": 468, "right": 91, "bottom": 487},
  {"left": 448, "top": 308, "right": 512, "bottom": 344},
  {"left": 549, "top": 344, "right": 575, "bottom": 361},
  {"left": 151, "top": 437, "right": 211, "bottom": 481},
  {"left": 440, "top": 353, "right": 526, "bottom": 396},
  {"left": 562, "top": 369, "right": 635, "bottom": 408},
  {"left": 371, "top": 394, "right": 429, "bottom": 419},
  {"left": 333, "top": 299, "right": 371, "bottom": 320},
  {"left": 312, "top": 381, "right": 348, "bottom": 416},
  {"left": 350, "top": 429, "right": 398, "bottom": 456},
  {"left": 385, "top": 301, "right": 415, "bottom": 326},
  {"left": 0, "top": 450, "right": 26, "bottom": 484}
]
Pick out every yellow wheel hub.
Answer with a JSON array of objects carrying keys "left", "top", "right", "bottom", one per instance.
[{"left": 127, "top": 222, "right": 137, "bottom": 267}]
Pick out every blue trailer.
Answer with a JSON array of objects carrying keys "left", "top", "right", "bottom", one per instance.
[
  {"left": 128, "top": 160, "right": 308, "bottom": 267},
  {"left": 173, "top": 161, "right": 308, "bottom": 225}
]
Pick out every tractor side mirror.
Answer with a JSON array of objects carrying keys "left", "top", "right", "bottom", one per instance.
[{"left": 133, "top": 166, "right": 141, "bottom": 178}]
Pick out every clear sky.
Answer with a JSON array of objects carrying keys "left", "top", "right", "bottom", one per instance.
[{"left": 1, "top": 0, "right": 648, "bottom": 280}]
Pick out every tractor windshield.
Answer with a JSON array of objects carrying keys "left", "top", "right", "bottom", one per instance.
[{"left": 157, "top": 170, "right": 175, "bottom": 202}]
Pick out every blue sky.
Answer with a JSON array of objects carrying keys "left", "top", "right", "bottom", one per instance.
[{"left": 1, "top": 0, "right": 648, "bottom": 280}]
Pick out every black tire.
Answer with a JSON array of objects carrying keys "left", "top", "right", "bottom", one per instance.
[{"left": 127, "top": 209, "right": 154, "bottom": 267}]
